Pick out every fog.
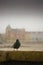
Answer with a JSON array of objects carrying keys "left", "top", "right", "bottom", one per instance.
[{"left": 0, "top": 0, "right": 43, "bottom": 33}]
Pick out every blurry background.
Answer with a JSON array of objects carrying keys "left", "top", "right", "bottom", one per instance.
[{"left": 0, "top": 0, "right": 43, "bottom": 33}]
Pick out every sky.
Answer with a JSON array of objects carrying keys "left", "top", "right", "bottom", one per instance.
[{"left": 0, "top": 0, "right": 43, "bottom": 33}]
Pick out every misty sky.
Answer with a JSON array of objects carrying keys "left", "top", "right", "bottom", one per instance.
[{"left": 0, "top": 0, "right": 43, "bottom": 33}]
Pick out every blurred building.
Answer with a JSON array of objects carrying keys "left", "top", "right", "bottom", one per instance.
[{"left": 0, "top": 25, "right": 43, "bottom": 44}]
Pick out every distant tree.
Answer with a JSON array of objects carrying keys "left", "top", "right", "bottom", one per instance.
[{"left": 13, "top": 39, "right": 21, "bottom": 49}]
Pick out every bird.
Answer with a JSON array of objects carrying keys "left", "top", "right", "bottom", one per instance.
[{"left": 13, "top": 39, "right": 20, "bottom": 49}]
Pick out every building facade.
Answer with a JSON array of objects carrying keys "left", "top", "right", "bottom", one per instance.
[
  {"left": 0, "top": 25, "right": 43, "bottom": 44},
  {"left": 1, "top": 25, "right": 31, "bottom": 44}
]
